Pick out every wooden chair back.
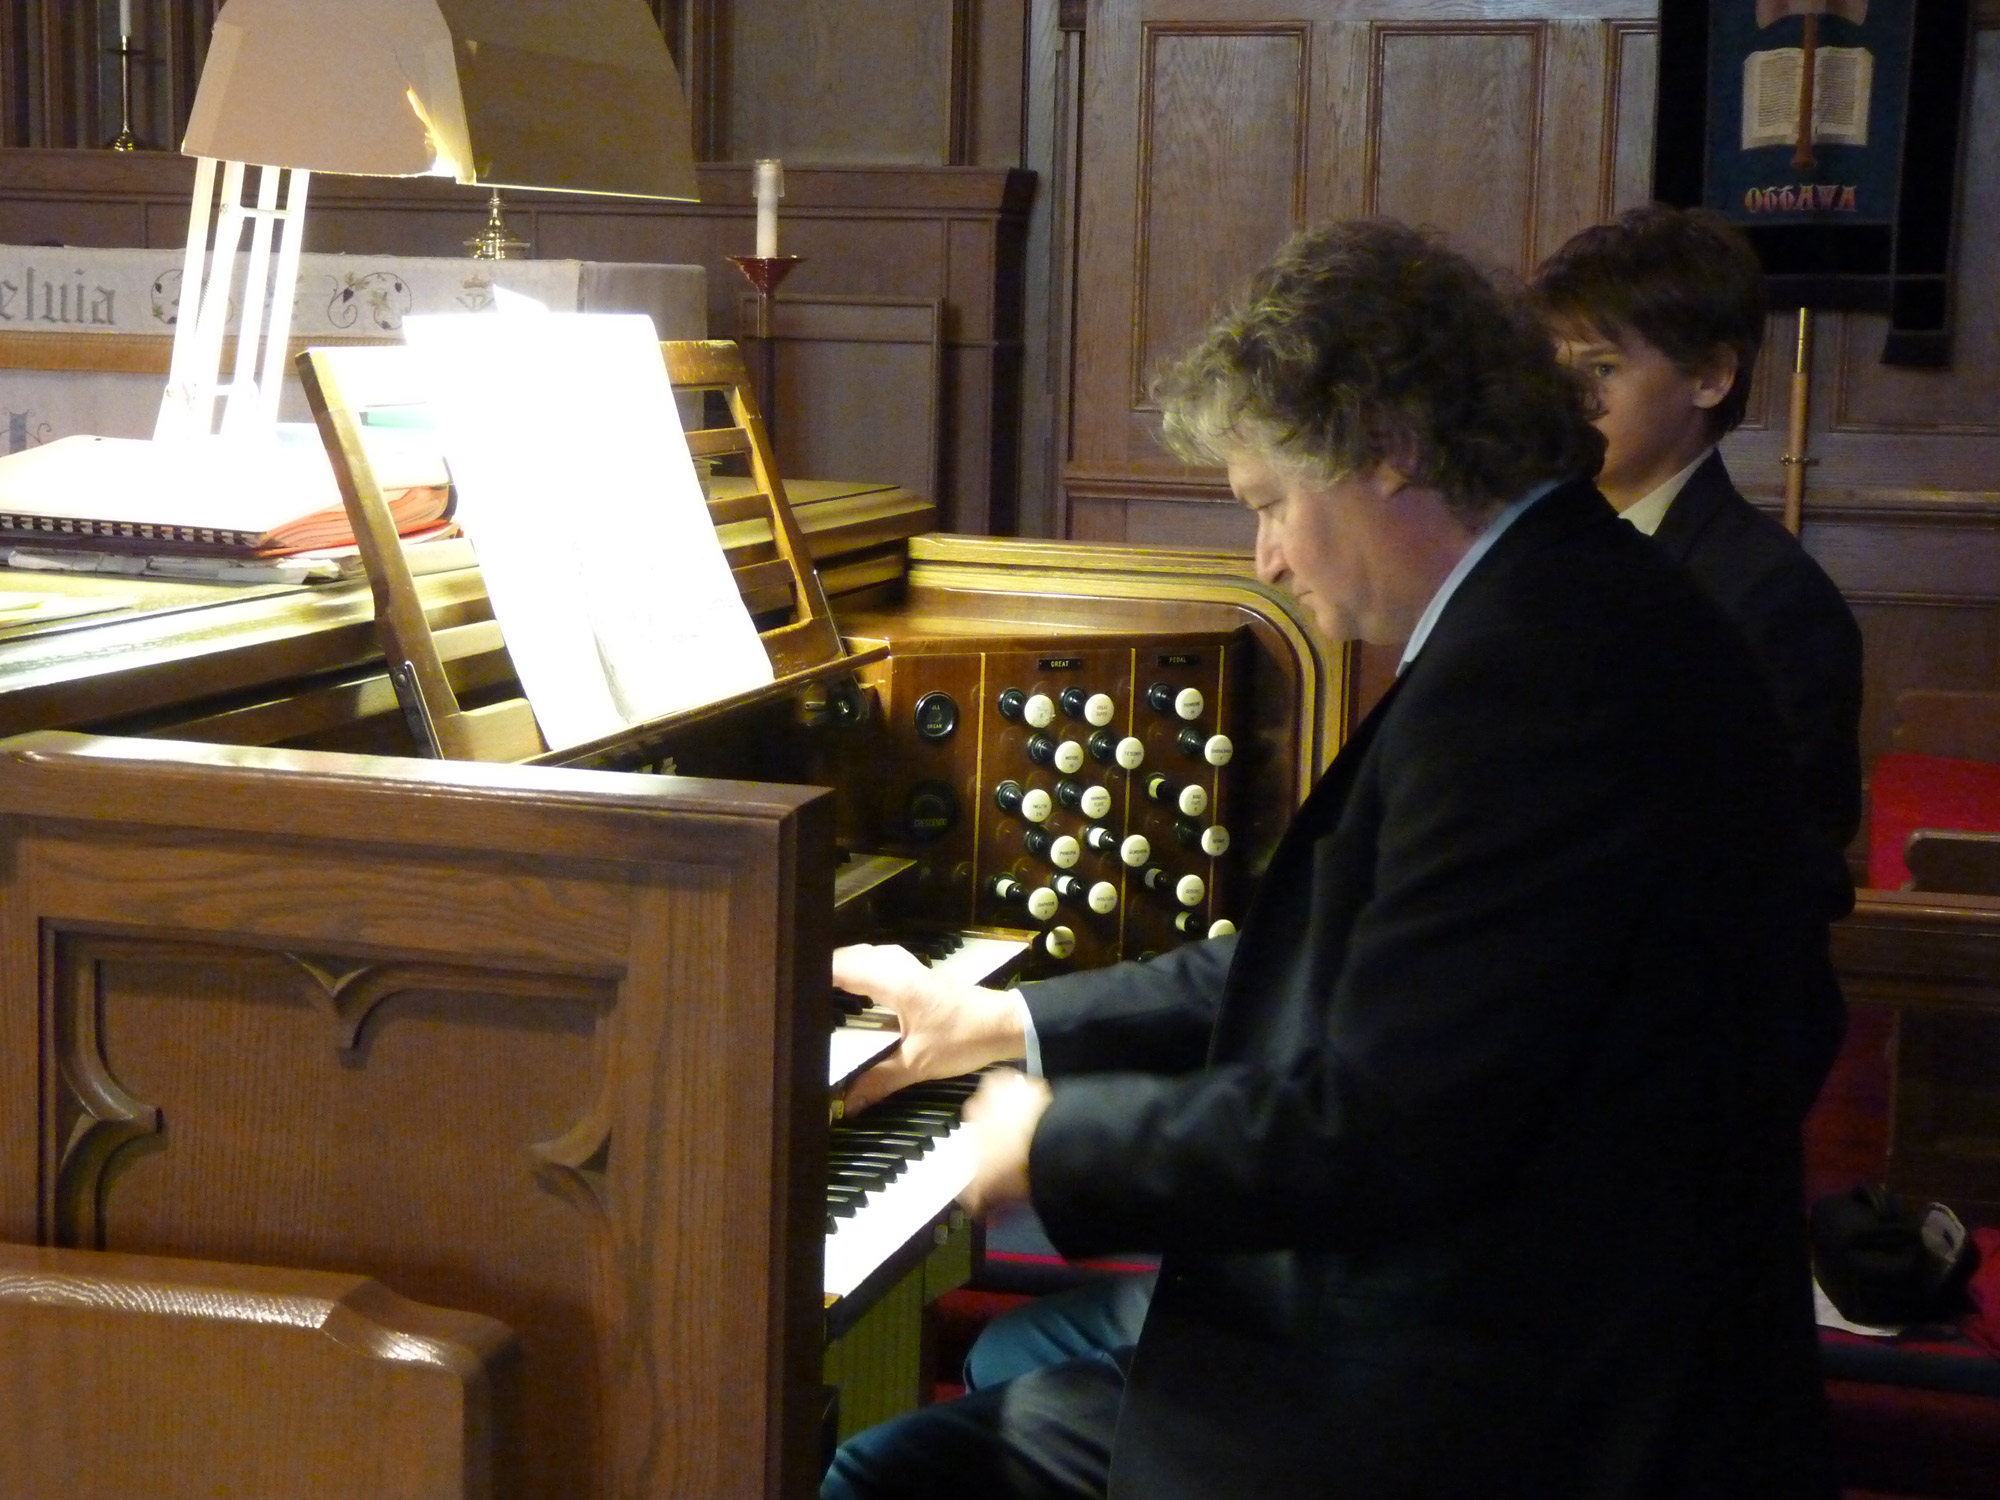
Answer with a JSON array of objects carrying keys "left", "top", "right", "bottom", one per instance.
[
  {"left": 1907, "top": 829, "right": 2000, "bottom": 897},
  {"left": 297, "top": 338, "right": 845, "bottom": 763},
  {"left": 0, "top": 1242, "right": 514, "bottom": 1500}
]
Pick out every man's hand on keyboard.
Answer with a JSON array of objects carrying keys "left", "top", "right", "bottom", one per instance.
[
  {"left": 833, "top": 943, "right": 1027, "bottom": 1115},
  {"left": 959, "top": 1067, "right": 1049, "bottom": 1217}
]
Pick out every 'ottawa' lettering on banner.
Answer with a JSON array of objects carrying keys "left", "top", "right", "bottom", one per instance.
[{"left": 1743, "top": 184, "right": 1860, "bottom": 213}]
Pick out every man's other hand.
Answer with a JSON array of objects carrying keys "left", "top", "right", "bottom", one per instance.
[{"left": 959, "top": 1068, "right": 1051, "bottom": 1217}]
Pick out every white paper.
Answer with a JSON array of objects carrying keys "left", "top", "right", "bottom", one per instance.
[
  {"left": 1812, "top": 1276, "right": 1905, "bottom": 1337},
  {"left": 402, "top": 312, "right": 773, "bottom": 750}
]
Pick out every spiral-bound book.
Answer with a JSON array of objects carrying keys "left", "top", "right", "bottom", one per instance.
[{"left": 0, "top": 430, "right": 450, "bottom": 557}]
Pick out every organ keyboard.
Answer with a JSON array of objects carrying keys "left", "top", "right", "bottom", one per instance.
[
  {"left": 824, "top": 1078, "right": 977, "bottom": 1307},
  {"left": 824, "top": 930, "right": 1028, "bottom": 1313}
]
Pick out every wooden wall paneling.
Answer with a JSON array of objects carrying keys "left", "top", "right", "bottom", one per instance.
[
  {"left": 1065, "top": 0, "right": 1146, "bottom": 490},
  {"left": 1069, "top": 3, "right": 1328, "bottom": 511},
  {"left": 718, "top": 0, "right": 962, "bottom": 165},
  {"left": 1134, "top": 24, "right": 1307, "bottom": 415},
  {"left": 741, "top": 293, "right": 945, "bottom": 507},
  {"left": 0, "top": 0, "right": 212, "bottom": 151},
  {"left": 1368, "top": 24, "right": 1544, "bottom": 269},
  {"left": 1012, "top": 0, "right": 1078, "bottom": 537},
  {"left": 969, "top": 0, "right": 1032, "bottom": 167},
  {"left": 1535, "top": 21, "right": 1615, "bottom": 262},
  {"left": 0, "top": 734, "right": 833, "bottom": 1500},
  {"left": 1061, "top": 0, "right": 1652, "bottom": 547},
  {"left": 1602, "top": 22, "right": 1657, "bottom": 217}
]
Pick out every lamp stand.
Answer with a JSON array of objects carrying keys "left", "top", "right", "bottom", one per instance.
[
  {"left": 156, "top": 157, "right": 311, "bottom": 443},
  {"left": 726, "top": 254, "right": 802, "bottom": 440},
  {"left": 105, "top": 38, "right": 142, "bottom": 151}
]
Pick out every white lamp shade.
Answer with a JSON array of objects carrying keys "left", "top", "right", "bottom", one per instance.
[{"left": 183, "top": 0, "right": 697, "bottom": 201}]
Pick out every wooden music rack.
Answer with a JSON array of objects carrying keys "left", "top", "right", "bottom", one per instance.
[{"left": 298, "top": 337, "right": 873, "bottom": 766}]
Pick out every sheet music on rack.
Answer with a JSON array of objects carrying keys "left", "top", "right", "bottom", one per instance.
[{"left": 403, "top": 311, "right": 773, "bottom": 749}]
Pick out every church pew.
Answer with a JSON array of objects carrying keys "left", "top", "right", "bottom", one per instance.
[{"left": 0, "top": 1242, "right": 514, "bottom": 1499}]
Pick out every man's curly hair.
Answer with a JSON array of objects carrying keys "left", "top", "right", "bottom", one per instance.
[{"left": 1156, "top": 219, "right": 1603, "bottom": 524}]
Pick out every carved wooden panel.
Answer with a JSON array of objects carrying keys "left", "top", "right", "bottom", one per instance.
[
  {"left": 742, "top": 293, "right": 945, "bottom": 505},
  {"left": 718, "top": 1, "right": 962, "bottom": 165},
  {"left": 1370, "top": 26, "right": 1543, "bottom": 268},
  {"left": 0, "top": 736, "right": 834, "bottom": 1500},
  {"left": 1604, "top": 23, "right": 1658, "bottom": 217},
  {"left": 52, "top": 933, "right": 612, "bottom": 1491},
  {"left": 1134, "top": 26, "right": 1307, "bottom": 410}
]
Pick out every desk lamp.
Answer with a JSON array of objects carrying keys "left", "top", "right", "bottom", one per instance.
[{"left": 0, "top": 0, "right": 697, "bottom": 519}]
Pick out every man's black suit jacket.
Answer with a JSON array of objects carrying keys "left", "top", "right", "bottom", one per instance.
[
  {"left": 1021, "top": 480, "right": 1835, "bottom": 1499},
  {"left": 1654, "top": 451, "right": 1863, "bottom": 1103}
]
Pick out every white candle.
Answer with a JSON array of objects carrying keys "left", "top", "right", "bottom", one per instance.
[
  {"left": 119, "top": 0, "right": 132, "bottom": 40},
  {"left": 754, "top": 159, "right": 783, "bottom": 258}
]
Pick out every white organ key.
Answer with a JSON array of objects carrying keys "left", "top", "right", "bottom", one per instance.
[{"left": 823, "top": 1121, "right": 974, "bottom": 1302}]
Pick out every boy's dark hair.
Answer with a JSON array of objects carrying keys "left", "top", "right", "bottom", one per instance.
[
  {"left": 1530, "top": 204, "right": 1767, "bottom": 438},
  {"left": 1155, "top": 219, "right": 1603, "bottom": 526}
]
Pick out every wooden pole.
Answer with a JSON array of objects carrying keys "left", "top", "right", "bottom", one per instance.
[
  {"left": 1782, "top": 307, "right": 1813, "bottom": 537},
  {"left": 1792, "top": 12, "right": 1820, "bottom": 172}
]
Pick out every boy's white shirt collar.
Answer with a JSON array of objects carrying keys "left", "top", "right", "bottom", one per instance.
[{"left": 1618, "top": 446, "right": 1714, "bottom": 536}]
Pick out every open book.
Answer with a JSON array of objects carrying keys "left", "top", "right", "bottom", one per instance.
[
  {"left": 0, "top": 429, "right": 450, "bottom": 557},
  {"left": 1742, "top": 46, "right": 1874, "bottom": 150}
]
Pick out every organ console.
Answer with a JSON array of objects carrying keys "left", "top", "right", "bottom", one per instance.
[{"left": 0, "top": 345, "right": 1345, "bottom": 1497}]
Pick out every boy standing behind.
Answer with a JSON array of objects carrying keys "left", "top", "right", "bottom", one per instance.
[{"left": 1532, "top": 204, "right": 1863, "bottom": 1106}]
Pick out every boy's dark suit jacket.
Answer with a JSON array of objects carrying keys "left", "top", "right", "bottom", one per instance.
[
  {"left": 1655, "top": 450, "right": 1863, "bottom": 1103},
  {"left": 1022, "top": 479, "right": 1835, "bottom": 1499}
]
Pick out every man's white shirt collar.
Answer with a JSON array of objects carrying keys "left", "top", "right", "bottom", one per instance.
[{"left": 1397, "top": 481, "right": 1556, "bottom": 673}]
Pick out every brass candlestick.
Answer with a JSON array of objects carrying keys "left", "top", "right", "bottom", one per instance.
[
  {"left": 106, "top": 38, "right": 141, "bottom": 151},
  {"left": 466, "top": 188, "right": 529, "bottom": 260},
  {"left": 726, "top": 254, "right": 803, "bottom": 440}
]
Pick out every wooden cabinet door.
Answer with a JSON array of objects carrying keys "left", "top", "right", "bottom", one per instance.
[{"left": 1063, "top": 0, "right": 1657, "bottom": 542}]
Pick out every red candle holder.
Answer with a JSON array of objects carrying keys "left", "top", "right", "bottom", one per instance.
[{"left": 727, "top": 254, "right": 803, "bottom": 439}]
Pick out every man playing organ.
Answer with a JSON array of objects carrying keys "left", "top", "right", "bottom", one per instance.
[{"left": 822, "top": 217, "right": 1835, "bottom": 1500}]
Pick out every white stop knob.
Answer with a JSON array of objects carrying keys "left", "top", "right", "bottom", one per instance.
[
  {"left": 1174, "top": 873, "right": 1206, "bottom": 907},
  {"left": 1019, "top": 788, "right": 1053, "bottom": 823},
  {"left": 1083, "top": 692, "right": 1116, "bottom": 727},
  {"left": 1176, "top": 784, "right": 1209, "bottom": 819},
  {"left": 1054, "top": 739, "right": 1085, "bottom": 774},
  {"left": 1023, "top": 693, "right": 1056, "bottom": 729},
  {"left": 1026, "top": 885, "right": 1059, "bottom": 921},
  {"left": 1043, "top": 925, "right": 1076, "bottom": 959},
  {"left": 1119, "top": 834, "right": 1151, "bottom": 868},
  {"left": 1173, "top": 687, "right": 1204, "bottom": 721},
  {"left": 1087, "top": 881, "right": 1119, "bottom": 914},
  {"left": 1114, "top": 736, "right": 1146, "bottom": 770},
  {"left": 1200, "top": 824, "right": 1231, "bottom": 857},
  {"left": 1203, "top": 734, "right": 1234, "bottom": 766}
]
